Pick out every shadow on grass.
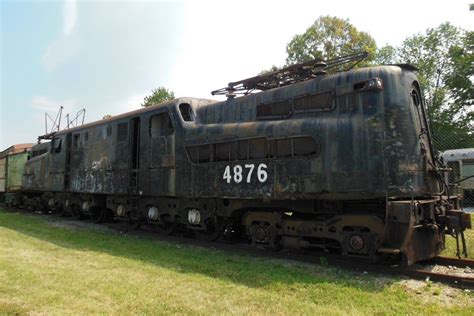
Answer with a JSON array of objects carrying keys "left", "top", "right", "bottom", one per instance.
[{"left": 0, "top": 209, "right": 397, "bottom": 293}]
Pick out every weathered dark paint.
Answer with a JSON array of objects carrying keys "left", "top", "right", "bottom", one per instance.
[{"left": 18, "top": 64, "right": 470, "bottom": 264}]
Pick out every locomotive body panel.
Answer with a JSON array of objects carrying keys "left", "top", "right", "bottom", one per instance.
[
  {"left": 11, "top": 62, "right": 469, "bottom": 265},
  {"left": 20, "top": 66, "right": 436, "bottom": 201},
  {"left": 183, "top": 66, "right": 435, "bottom": 200},
  {"left": 23, "top": 142, "right": 51, "bottom": 191}
]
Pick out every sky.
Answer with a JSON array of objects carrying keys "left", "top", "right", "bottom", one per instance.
[{"left": 1, "top": 0, "right": 473, "bottom": 149}]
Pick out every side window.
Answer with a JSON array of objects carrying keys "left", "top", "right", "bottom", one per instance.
[
  {"left": 214, "top": 142, "right": 236, "bottom": 162},
  {"left": 150, "top": 112, "right": 174, "bottom": 138},
  {"left": 294, "top": 91, "right": 333, "bottom": 113},
  {"left": 96, "top": 126, "right": 103, "bottom": 140},
  {"left": 197, "top": 144, "right": 211, "bottom": 163},
  {"left": 73, "top": 134, "right": 80, "bottom": 149},
  {"left": 186, "top": 145, "right": 211, "bottom": 163},
  {"left": 274, "top": 138, "right": 292, "bottom": 158},
  {"left": 179, "top": 103, "right": 195, "bottom": 122},
  {"left": 186, "top": 136, "right": 319, "bottom": 163},
  {"left": 52, "top": 138, "right": 62, "bottom": 153},
  {"left": 293, "top": 136, "right": 319, "bottom": 156},
  {"left": 270, "top": 136, "right": 319, "bottom": 159},
  {"left": 238, "top": 139, "right": 249, "bottom": 160},
  {"left": 117, "top": 123, "right": 128, "bottom": 142},
  {"left": 249, "top": 138, "right": 267, "bottom": 159},
  {"left": 256, "top": 100, "right": 292, "bottom": 120}
]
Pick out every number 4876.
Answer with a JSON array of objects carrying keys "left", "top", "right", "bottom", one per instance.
[{"left": 223, "top": 163, "right": 268, "bottom": 184}]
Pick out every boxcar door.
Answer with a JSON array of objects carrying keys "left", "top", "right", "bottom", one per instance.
[{"left": 149, "top": 111, "right": 176, "bottom": 196}]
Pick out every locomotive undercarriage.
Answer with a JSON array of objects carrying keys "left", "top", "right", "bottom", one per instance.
[{"left": 11, "top": 191, "right": 471, "bottom": 265}]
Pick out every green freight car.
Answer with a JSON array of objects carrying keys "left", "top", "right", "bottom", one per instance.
[{"left": 0, "top": 144, "right": 33, "bottom": 205}]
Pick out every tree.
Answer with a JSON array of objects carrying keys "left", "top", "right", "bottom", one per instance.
[
  {"left": 141, "top": 87, "right": 175, "bottom": 107},
  {"left": 282, "top": 17, "right": 473, "bottom": 150},
  {"left": 400, "top": 24, "right": 473, "bottom": 150},
  {"left": 373, "top": 44, "right": 397, "bottom": 65},
  {"left": 285, "top": 16, "right": 377, "bottom": 65},
  {"left": 378, "top": 23, "right": 473, "bottom": 150}
]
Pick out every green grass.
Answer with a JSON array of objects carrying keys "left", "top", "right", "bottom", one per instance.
[
  {"left": 0, "top": 209, "right": 473, "bottom": 315},
  {"left": 442, "top": 214, "right": 474, "bottom": 259}
]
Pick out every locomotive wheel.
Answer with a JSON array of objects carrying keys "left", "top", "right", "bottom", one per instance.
[
  {"left": 155, "top": 216, "right": 177, "bottom": 235},
  {"left": 249, "top": 222, "right": 281, "bottom": 250},
  {"left": 90, "top": 207, "right": 106, "bottom": 223},
  {"left": 222, "top": 219, "right": 242, "bottom": 243},
  {"left": 195, "top": 217, "right": 224, "bottom": 242},
  {"left": 55, "top": 207, "right": 67, "bottom": 217},
  {"left": 71, "top": 206, "right": 85, "bottom": 220}
]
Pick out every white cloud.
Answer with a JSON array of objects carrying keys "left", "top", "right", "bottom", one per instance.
[
  {"left": 42, "top": 0, "right": 79, "bottom": 72},
  {"left": 63, "top": 0, "right": 78, "bottom": 36}
]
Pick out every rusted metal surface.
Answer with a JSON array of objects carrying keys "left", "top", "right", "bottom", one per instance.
[{"left": 15, "top": 57, "right": 471, "bottom": 265}]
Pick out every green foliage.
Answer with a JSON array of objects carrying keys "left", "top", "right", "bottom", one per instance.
[
  {"left": 285, "top": 16, "right": 377, "bottom": 65},
  {"left": 373, "top": 24, "right": 473, "bottom": 151},
  {"left": 373, "top": 44, "right": 397, "bottom": 65},
  {"left": 276, "top": 16, "right": 473, "bottom": 151},
  {"left": 141, "top": 86, "right": 175, "bottom": 107},
  {"left": 379, "top": 23, "right": 473, "bottom": 151}
]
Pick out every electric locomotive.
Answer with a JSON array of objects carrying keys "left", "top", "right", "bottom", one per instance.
[{"left": 17, "top": 53, "right": 471, "bottom": 264}]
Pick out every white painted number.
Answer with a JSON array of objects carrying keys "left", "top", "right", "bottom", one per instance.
[
  {"left": 233, "top": 165, "right": 243, "bottom": 183},
  {"left": 245, "top": 164, "right": 255, "bottom": 183},
  {"left": 257, "top": 163, "right": 268, "bottom": 182},
  {"left": 223, "top": 163, "right": 268, "bottom": 184},
  {"left": 223, "top": 165, "right": 232, "bottom": 184}
]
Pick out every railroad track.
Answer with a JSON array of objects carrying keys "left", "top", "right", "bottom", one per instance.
[
  {"left": 408, "top": 256, "right": 474, "bottom": 288},
  {"left": 2, "top": 206, "right": 474, "bottom": 289}
]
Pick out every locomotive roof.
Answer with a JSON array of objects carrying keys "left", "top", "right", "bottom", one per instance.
[
  {"left": 196, "top": 64, "right": 416, "bottom": 121},
  {"left": 52, "top": 97, "right": 217, "bottom": 137},
  {"left": 46, "top": 64, "right": 414, "bottom": 138}
]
